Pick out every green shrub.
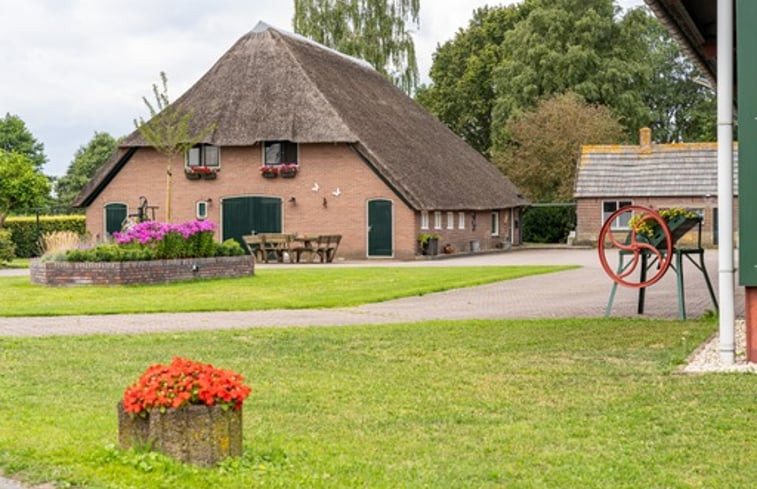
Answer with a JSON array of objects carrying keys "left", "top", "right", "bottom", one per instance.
[
  {"left": 0, "top": 229, "right": 15, "bottom": 264},
  {"left": 4, "top": 215, "right": 86, "bottom": 258},
  {"left": 220, "top": 238, "right": 245, "bottom": 256},
  {"left": 522, "top": 206, "right": 576, "bottom": 243}
]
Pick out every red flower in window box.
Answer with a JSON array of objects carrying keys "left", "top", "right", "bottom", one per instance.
[{"left": 260, "top": 165, "right": 279, "bottom": 178}]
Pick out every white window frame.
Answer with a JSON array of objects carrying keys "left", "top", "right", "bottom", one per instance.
[
  {"left": 186, "top": 144, "right": 220, "bottom": 168},
  {"left": 458, "top": 211, "right": 465, "bottom": 230},
  {"left": 434, "top": 211, "right": 442, "bottom": 230},
  {"left": 491, "top": 211, "right": 500, "bottom": 236},
  {"left": 446, "top": 211, "right": 454, "bottom": 230},
  {"left": 602, "top": 200, "right": 633, "bottom": 230},
  {"left": 420, "top": 211, "right": 429, "bottom": 230},
  {"left": 196, "top": 200, "right": 209, "bottom": 220}
]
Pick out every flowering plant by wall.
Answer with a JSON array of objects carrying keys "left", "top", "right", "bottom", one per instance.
[
  {"left": 123, "top": 357, "right": 252, "bottom": 416},
  {"left": 108, "top": 220, "right": 217, "bottom": 259}
]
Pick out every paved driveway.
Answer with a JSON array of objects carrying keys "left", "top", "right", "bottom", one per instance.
[{"left": 0, "top": 248, "right": 742, "bottom": 337}]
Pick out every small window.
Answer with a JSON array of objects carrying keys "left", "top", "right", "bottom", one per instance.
[
  {"left": 458, "top": 211, "right": 465, "bottom": 230},
  {"left": 186, "top": 144, "right": 220, "bottom": 168},
  {"left": 264, "top": 141, "right": 298, "bottom": 166},
  {"left": 602, "top": 200, "right": 633, "bottom": 229},
  {"left": 447, "top": 211, "right": 454, "bottom": 230},
  {"left": 434, "top": 211, "right": 442, "bottom": 230},
  {"left": 196, "top": 201, "right": 208, "bottom": 220},
  {"left": 491, "top": 211, "right": 500, "bottom": 236},
  {"left": 420, "top": 211, "right": 429, "bottom": 230}
]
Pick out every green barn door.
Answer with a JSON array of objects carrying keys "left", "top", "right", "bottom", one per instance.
[
  {"left": 368, "top": 199, "right": 393, "bottom": 257},
  {"left": 222, "top": 197, "right": 282, "bottom": 249},
  {"left": 104, "top": 203, "right": 127, "bottom": 236}
]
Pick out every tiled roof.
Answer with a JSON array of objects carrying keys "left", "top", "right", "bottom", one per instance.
[{"left": 574, "top": 143, "right": 738, "bottom": 198}]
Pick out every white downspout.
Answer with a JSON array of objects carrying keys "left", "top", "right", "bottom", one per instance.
[{"left": 717, "top": 0, "right": 735, "bottom": 365}]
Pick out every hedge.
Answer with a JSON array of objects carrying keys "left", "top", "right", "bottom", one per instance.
[
  {"left": 3, "top": 215, "right": 86, "bottom": 258},
  {"left": 522, "top": 206, "right": 576, "bottom": 244},
  {"left": 0, "top": 229, "right": 14, "bottom": 263}
]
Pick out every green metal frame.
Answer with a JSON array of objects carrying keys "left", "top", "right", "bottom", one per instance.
[{"left": 605, "top": 217, "right": 718, "bottom": 319}]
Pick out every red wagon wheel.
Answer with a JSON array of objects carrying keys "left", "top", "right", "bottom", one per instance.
[{"left": 598, "top": 205, "right": 673, "bottom": 289}]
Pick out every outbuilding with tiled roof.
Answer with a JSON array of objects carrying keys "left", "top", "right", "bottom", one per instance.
[{"left": 573, "top": 128, "right": 738, "bottom": 246}]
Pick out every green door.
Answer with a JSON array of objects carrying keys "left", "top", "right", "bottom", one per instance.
[
  {"left": 222, "top": 197, "right": 282, "bottom": 250},
  {"left": 368, "top": 199, "right": 393, "bottom": 257},
  {"left": 104, "top": 203, "right": 127, "bottom": 236}
]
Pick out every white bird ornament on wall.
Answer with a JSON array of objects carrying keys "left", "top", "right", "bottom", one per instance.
[
  {"left": 311, "top": 182, "right": 320, "bottom": 192},
  {"left": 332, "top": 188, "right": 341, "bottom": 197}
]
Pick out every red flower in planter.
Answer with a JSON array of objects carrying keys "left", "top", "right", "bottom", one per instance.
[
  {"left": 187, "top": 166, "right": 214, "bottom": 174},
  {"left": 123, "top": 357, "right": 251, "bottom": 415},
  {"left": 259, "top": 165, "right": 279, "bottom": 177}
]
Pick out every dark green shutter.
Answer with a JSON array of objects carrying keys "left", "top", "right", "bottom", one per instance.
[
  {"left": 104, "top": 203, "right": 127, "bottom": 235},
  {"left": 368, "top": 200, "right": 393, "bottom": 257},
  {"left": 222, "top": 197, "right": 282, "bottom": 250}
]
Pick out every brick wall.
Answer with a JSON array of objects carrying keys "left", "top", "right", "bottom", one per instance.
[
  {"left": 576, "top": 196, "right": 739, "bottom": 247},
  {"left": 85, "top": 144, "right": 417, "bottom": 260},
  {"left": 416, "top": 209, "right": 519, "bottom": 255},
  {"left": 30, "top": 256, "right": 254, "bottom": 286}
]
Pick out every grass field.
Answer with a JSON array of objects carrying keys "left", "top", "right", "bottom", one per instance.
[
  {"left": 0, "top": 265, "right": 571, "bottom": 316},
  {"left": 1, "top": 318, "right": 755, "bottom": 488}
]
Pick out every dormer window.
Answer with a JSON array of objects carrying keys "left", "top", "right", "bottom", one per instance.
[
  {"left": 187, "top": 144, "right": 220, "bottom": 168},
  {"left": 264, "top": 141, "right": 298, "bottom": 166}
]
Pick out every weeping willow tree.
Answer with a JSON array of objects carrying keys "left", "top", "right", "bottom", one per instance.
[
  {"left": 134, "top": 72, "right": 215, "bottom": 222},
  {"left": 293, "top": 0, "right": 420, "bottom": 94}
]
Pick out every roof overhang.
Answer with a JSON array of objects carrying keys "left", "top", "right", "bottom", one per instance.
[{"left": 643, "top": 0, "right": 734, "bottom": 89}]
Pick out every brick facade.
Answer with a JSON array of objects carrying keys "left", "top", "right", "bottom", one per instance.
[
  {"left": 85, "top": 143, "right": 519, "bottom": 260},
  {"left": 575, "top": 196, "right": 739, "bottom": 247},
  {"left": 30, "top": 256, "right": 254, "bottom": 286}
]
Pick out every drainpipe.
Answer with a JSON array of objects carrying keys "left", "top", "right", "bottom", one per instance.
[{"left": 717, "top": 0, "right": 735, "bottom": 365}]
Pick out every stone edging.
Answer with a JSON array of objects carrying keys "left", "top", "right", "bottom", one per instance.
[{"left": 30, "top": 256, "right": 254, "bottom": 286}]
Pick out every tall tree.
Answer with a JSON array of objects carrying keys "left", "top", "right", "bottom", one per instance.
[
  {"left": 491, "top": 0, "right": 652, "bottom": 150},
  {"left": 56, "top": 132, "right": 119, "bottom": 207},
  {"left": 0, "top": 150, "right": 51, "bottom": 227},
  {"left": 416, "top": 4, "right": 532, "bottom": 156},
  {"left": 495, "top": 92, "right": 626, "bottom": 203},
  {"left": 0, "top": 113, "right": 48, "bottom": 169},
  {"left": 293, "top": 0, "right": 420, "bottom": 93},
  {"left": 134, "top": 72, "right": 215, "bottom": 222},
  {"left": 629, "top": 9, "right": 716, "bottom": 142}
]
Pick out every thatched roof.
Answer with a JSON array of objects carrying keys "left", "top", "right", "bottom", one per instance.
[{"left": 76, "top": 22, "right": 526, "bottom": 210}]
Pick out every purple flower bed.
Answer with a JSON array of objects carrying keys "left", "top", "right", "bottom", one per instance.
[{"left": 114, "top": 220, "right": 216, "bottom": 245}]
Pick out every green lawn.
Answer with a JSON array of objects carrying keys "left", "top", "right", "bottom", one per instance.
[
  {"left": 0, "top": 258, "right": 29, "bottom": 269},
  {"left": 1, "top": 318, "right": 755, "bottom": 488},
  {"left": 0, "top": 265, "right": 571, "bottom": 316}
]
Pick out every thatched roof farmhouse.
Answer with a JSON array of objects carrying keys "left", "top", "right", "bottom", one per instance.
[{"left": 76, "top": 22, "right": 527, "bottom": 259}]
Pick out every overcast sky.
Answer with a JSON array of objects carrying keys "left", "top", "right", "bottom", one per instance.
[{"left": 0, "top": 0, "right": 644, "bottom": 177}]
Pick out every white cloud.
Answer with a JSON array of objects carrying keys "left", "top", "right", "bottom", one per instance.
[{"left": 0, "top": 0, "right": 643, "bottom": 177}]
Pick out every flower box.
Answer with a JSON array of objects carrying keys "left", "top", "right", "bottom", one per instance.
[
  {"left": 118, "top": 357, "right": 251, "bottom": 466},
  {"left": 260, "top": 165, "right": 279, "bottom": 179},
  {"left": 278, "top": 164, "right": 299, "bottom": 178},
  {"left": 185, "top": 166, "right": 218, "bottom": 180}
]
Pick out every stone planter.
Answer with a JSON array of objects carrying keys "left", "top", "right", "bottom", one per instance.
[{"left": 117, "top": 402, "right": 242, "bottom": 467}]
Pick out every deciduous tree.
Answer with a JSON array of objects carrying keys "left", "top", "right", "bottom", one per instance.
[
  {"left": 0, "top": 113, "right": 47, "bottom": 169},
  {"left": 0, "top": 150, "right": 51, "bottom": 227},
  {"left": 495, "top": 92, "right": 626, "bottom": 203},
  {"left": 134, "top": 72, "right": 214, "bottom": 222},
  {"left": 294, "top": 0, "right": 420, "bottom": 93},
  {"left": 56, "top": 132, "right": 119, "bottom": 206}
]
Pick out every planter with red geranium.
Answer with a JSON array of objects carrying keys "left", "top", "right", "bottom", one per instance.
[
  {"left": 278, "top": 163, "right": 299, "bottom": 178},
  {"left": 118, "top": 357, "right": 251, "bottom": 467},
  {"left": 185, "top": 166, "right": 218, "bottom": 180},
  {"left": 260, "top": 165, "right": 278, "bottom": 179}
]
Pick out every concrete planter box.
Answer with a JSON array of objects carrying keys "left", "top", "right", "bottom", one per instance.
[
  {"left": 117, "top": 402, "right": 242, "bottom": 467},
  {"left": 30, "top": 255, "right": 254, "bottom": 286}
]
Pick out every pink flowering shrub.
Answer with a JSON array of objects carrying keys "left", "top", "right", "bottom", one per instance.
[{"left": 62, "top": 220, "right": 244, "bottom": 262}]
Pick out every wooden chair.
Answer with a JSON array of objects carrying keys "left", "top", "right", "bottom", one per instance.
[
  {"left": 242, "top": 235, "right": 264, "bottom": 262},
  {"left": 259, "top": 234, "right": 294, "bottom": 263}
]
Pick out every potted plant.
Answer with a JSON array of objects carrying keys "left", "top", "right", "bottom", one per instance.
[
  {"left": 260, "top": 165, "right": 278, "bottom": 179},
  {"left": 417, "top": 233, "right": 440, "bottom": 256},
  {"left": 278, "top": 163, "right": 299, "bottom": 178},
  {"left": 118, "top": 357, "right": 251, "bottom": 466}
]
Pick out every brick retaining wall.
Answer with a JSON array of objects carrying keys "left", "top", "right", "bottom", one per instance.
[{"left": 30, "top": 256, "right": 254, "bottom": 286}]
